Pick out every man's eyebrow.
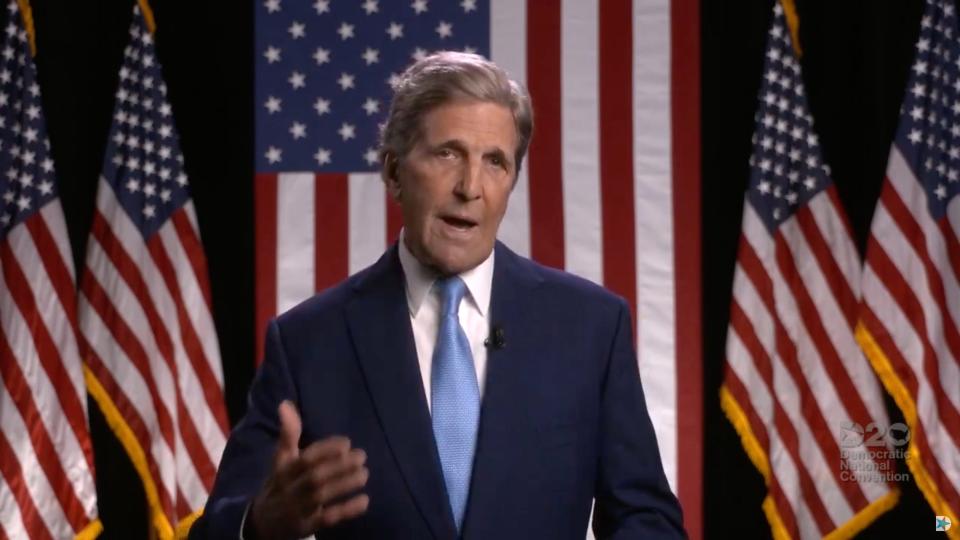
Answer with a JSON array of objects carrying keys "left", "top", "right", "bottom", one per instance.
[{"left": 432, "top": 139, "right": 467, "bottom": 150}]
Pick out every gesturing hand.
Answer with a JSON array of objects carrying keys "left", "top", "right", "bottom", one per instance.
[{"left": 247, "top": 401, "right": 370, "bottom": 540}]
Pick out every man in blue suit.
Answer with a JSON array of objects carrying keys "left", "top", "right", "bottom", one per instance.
[{"left": 190, "top": 51, "right": 684, "bottom": 540}]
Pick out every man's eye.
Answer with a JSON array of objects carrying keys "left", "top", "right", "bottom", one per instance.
[
  {"left": 488, "top": 155, "right": 507, "bottom": 170},
  {"left": 436, "top": 148, "right": 455, "bottom": 158}
]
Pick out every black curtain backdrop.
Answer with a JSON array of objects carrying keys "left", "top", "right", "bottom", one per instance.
[{"left": 17, "top": 0, "right": 939, "bottom": 537}]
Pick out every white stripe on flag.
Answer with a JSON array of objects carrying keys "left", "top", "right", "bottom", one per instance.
[
  {"left": 277, "top": 172, "right": 316, "bottom": 313},
  {"left": 632, "top": 0, "right": 677, "bottom": 491},
  {"left": 725, "top": 329, "right": 815, "bottom": 538},
  {"left": 175, "top": 435, "right": 207, "bottom": 512},
  {"left": 870, "top": 203, "right": 960, "bottom": 411},
  {"left": 78, "top": 291, "right": 180, "bottom": 501},
  {"left": 490, "top": 0, "right": 530, "bottom": 258},
  {"left": 39, "top": 203, "right": 77, "bottom": 284},
  {"left": 861, "top": 266, "right": 960, "bottom": 490},
  {"left": 0, "top": 373, "right": 69, "bottom": 538},
  {"left": 7, "top": 223, "right": 86, "bottom": 406},
  {"left": 158, "top": 204, "right": 223, "bottom": 384},
  {"left": 0, "top": 474, "right": 27, "bottom": 540},
  {"left": 349, "top": 172, "right": 387, "bottom": 274},
  {"left": 561, "top": 0, "right": 603, "bottom": 285},
  {"left": 887, "top": 147, "right": 960, "bottom": 333}
]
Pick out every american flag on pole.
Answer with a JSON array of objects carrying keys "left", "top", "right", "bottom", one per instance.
[
  {"left": 720, "top": 2, "right": 899, "bottom": 538},
  {"left": 253, "top": 0, "right": 703, "bottom": 534},
  {"left": 78, "top": 2, "right": 228, "bottom": 538},
  {"left": 856, "top": 0, "right": 960, "bottom": 534},
  {"left": 0, "top": 1, "right": 100, "bottom": 538}
]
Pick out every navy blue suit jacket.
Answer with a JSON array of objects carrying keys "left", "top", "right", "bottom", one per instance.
[{"left": 190, "top": 242, "right": 685, "bottom": 539}]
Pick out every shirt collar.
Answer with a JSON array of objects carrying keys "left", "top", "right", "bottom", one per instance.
[{"left": 397, "top": 229, "right": 494, "bottom": 318}]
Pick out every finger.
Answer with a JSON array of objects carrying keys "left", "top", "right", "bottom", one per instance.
[
  {"left": 295, "top": 448, "right": 367, "bottom": 494},
  {"left": 275, "top": 401, "right": 302, "bottom": 468},
  {"left": 307, "top": 494, "right": 370, "bottom": 529},
  {"left": 298, "top": 436, "right": 353, "bottom": 465},
  {"left": 314, "top": 466, "right": 369, "bottom": 506}
]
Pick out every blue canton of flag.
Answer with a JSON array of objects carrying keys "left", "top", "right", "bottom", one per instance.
[
  {"left": 0, "top": 4, "right": 56, "bottom": 241},
  {"left": 894, "top": 0, "right": 960, "bottom": 218},
  {"left": 746, "top": 4, "right": 832, "bottom": 232},
  {"left": 101, "top": 5, "right": 191, "bottom": 239},
  {"left": 255, "top": 0, "right": 489, "bottom": 172}
]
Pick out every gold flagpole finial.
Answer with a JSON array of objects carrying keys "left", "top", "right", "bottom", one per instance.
[
  {"left": 15, "top": 0, "right": 36, "bottom": 56},
  {"left": 779, "top": 0, "right": 802, "bottom": 57},
  {"left": 137, "top": 0, "right": 157, "bottom": 35}
]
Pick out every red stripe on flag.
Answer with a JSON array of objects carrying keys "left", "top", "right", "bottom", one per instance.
[
  {"left": 25, "top": 216, "right": 79, "bottom": 329},
  {"left": 773, "top": 234, "right": 881, "bottom": 505},
  {"left": 0, "top": 430, "right": 54, "bottom": 540},
  {"left": 599, "top": 0, "right": 638, "bottom": 320},
  {"left": 175, "top": 396, "right": 216, "bottom": 493},
  {"left": 314, "top": 173, "right": 349, "bottom": 292},
  {"left": 730, "top": 299, "right": 836, "bottom": 536},
  {"left": 937, "top": 217, "right": 960, "bottom": 283},
  {"left": 0, "top": 326, "right": 88, "bottom": 531},
  {"left": 80, "top": 271, "right": 176, "bottom": 450},
  {"left": 670, "top": 0, "right": 703, "bottom": 533},
  {"left": 170, "top": 210, "right": 214, "bottom": 312},
  {"left": 23, "top": 216, "right": 96, "bottom": 474},
  {"left": 776, "top": 230, "right": 893, "bottom": 485},
  {"left": 526, "top": 0, "right": 564, "bottom": 269},
  {"left": 81, "top": 338, "right": 177, "bottom": 517},
  {"left": 386, "top": 191, "right": 403, "bottom": 245},
  {"left": 255, "top": 173, "right": 278, "bottom": 366},
  {"left": 85, "top": 210, "right": 219, "bottom": 484},
  {"left": 864, "top": 235, "right": 960, "bottom": 448},
  {"left": 859, "top": 304, "right": 960, "bottom": 505},
  {"left": 146, "top": 235, "right": 230, "bottom": 434},
  {"left": 880, "top": 185, "right": 960, "bottom": 367},
  {"left": 0, "top": 239, "right": 92, "bottom": 477},
  {"left": 795, "top": 198, "right": 858, "bottom": 328},
  {"left": 90, "top": 213, "right": 177, "bottom": 370},
  {"left": 737, "top": 239, "right": 840, "bottom": 533},
  {"left": 176, "top": 487, "right": 191, "bottom": 521},
  {"left": 722, "top": 370, "right": 801, "bottom": 538}
]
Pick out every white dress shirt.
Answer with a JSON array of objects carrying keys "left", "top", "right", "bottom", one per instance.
[{"left": 397, "top": 230, "right": 494, "bottom": 410}]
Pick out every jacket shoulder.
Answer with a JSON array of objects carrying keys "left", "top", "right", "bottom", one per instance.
[{"left": 500, "top": 243, "right": 627, "bottom": 313}]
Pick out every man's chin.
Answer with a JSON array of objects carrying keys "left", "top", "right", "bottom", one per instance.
[{"left": 427, "top": 250, "right": 487, "bottom": 276}]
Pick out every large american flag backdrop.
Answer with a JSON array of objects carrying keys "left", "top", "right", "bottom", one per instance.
[
  {"left": 856, "top": 0, "right": 960, "bottom": 534},
  {"left": 0, "top": 1, "right": 99, "bottom": 538},
  {"left": 253, "top": 0, "right": 702, "bottom": 535},
  {"left": 78, "top": 2, "right": 229, "bottom": 538},
  {"left": 721, "top": 2, "right": 897, "bottom": 538}
]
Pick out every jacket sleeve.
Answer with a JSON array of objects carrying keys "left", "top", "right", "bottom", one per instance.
[
  {"left": 592, "top": 299, "right": 687, "bottom": 539},
  {"left": 188, "top": 319, "right": 299, "bottom": 539}
]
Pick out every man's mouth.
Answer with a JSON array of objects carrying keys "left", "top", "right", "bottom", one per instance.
[{"left": 440, "top": 215, "right": 478, "bottom": 230}]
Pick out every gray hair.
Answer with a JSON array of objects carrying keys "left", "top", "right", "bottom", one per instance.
[{"left": 379, "top": 51, "right": 533, "bottom": 176}]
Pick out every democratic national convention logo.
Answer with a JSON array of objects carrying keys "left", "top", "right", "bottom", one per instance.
[{"left": 937, "top": 515, "right": 952, "bottom": 532}]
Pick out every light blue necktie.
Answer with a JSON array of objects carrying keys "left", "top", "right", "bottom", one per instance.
[{"left": 431, "top": 277, "right": 480, "bottom": 533}]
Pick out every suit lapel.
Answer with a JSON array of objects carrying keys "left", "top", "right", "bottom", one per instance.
[
  {"left": 345, "top": 246, "right": 457, "bottom": 540},
  {"left": 462, "top": 242, "right": 543, "bottom": 535}
]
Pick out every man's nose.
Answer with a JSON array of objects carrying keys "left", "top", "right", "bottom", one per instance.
[{"left": 454, "top": 161, "right": 482, "bottom": 200}]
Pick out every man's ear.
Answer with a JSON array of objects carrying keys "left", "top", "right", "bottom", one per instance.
[{"left": 382, "top": 152, "right": 402, "bottom": 201}]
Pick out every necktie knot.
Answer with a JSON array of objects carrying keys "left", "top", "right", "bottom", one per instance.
[{"left": 437, "top": 276, "right": 467, "bottom": 318}]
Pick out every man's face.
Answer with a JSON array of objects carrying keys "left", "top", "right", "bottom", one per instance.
[{"left": 387, "top": 99, "right": 517, "bottom": 275}]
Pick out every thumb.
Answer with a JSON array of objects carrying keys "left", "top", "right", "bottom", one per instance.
[{"left": 275, "top": 400, "right": 302, "bottom": 467}]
